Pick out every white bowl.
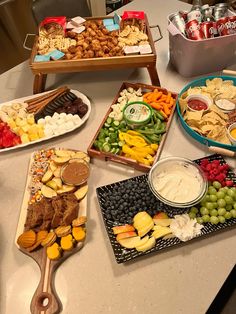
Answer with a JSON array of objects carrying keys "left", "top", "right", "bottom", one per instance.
[
  {"left": 148, "top": 157, "right": 208, "bottom": 208},
  {"left": 186, "top": 94, "right": 212, "bottom": 112},
  {"left": 227, "top": 122, "right": 236, "bottom": 146}
]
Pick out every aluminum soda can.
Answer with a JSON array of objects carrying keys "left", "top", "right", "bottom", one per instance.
[
  {"left": 170, "top": 12, "right": 186, "bottom": 35},
  {"left": 186, "top": 19, "right": 205, "bottom": 40},
  {"left": 228, "top": 16, "right": 236, "bottom": 34},
  {"left": 179, "top": 10, "right": 188, "bottom": 22},
  {"left": 214, "top": 3, "right": 228, "bottom": 20},
  {"left": 201, "top": 21, "right": 215, "bottom": 38},
  {"left": 216, "top": 17, "right": 231, "bottom": 35},
  {"left": 187, "top": 9, "right": 202, "bottom": 23}
]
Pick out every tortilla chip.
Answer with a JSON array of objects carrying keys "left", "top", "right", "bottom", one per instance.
[
  {"left": 191, "top": 126, "right": 204, "bottom": 135},
  {"left": 209, "top": 104, "right": 228, "bottom": 120},
  {"left": 206, "top": 78, "right": 223, "bottom": 89},
  {"left": 201, "top": 125, "right": 216, "bottom": 134},
  {"left": 185, "top": 110, "right": 203, "bottom": 121},
  {"left": 179, "top": 97, "right": 188, "bottom": 115}
]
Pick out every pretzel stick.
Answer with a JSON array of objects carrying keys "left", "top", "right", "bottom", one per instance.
[
  {"left": 27, "top": 89, "right": 69, "bottom": 113},
  {"left": 25, "top": 86, "right": 68, "bottom": 106}
]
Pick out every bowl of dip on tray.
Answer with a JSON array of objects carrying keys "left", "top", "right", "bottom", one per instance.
[
  {"left": 148, "top": 156, "right": 208, "bottom": 208},
  {"left": 61, "top": 158, "right": 89, "bottom": 186}
]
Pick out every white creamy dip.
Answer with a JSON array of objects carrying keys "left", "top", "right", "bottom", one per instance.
[{"left": 152, "top": 162, "right": 203, "bottom": 203}]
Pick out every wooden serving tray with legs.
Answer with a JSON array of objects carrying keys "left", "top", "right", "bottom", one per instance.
[{"left": 29, "top": 15, "right": 161, "bottom": 94}]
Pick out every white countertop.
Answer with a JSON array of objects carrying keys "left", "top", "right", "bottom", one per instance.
[{"left": 0, "top": 1, "right": 236, "bottom": 313}]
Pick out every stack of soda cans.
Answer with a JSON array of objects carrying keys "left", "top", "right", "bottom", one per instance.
[{"left": 170, "top": 2, "right": 236, "bottom": 40}]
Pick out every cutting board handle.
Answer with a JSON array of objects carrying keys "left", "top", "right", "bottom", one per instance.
[
  {"left": 208, "top": 146, "right": 236, "bottom": 157},
  {"left": 30, "top": 249, "right": 61, "bottom": 314}
]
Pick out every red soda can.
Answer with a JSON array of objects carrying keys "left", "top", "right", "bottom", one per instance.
[
  {"left": 186, "top": 19, "right": 205, "bottom": 40},
  {"left": 216, "top": 17, "right": 231, "bottom": 36},
  {"left": 228, "top": 16, "right": 236, "bottom": 34},
  {"left": 200, "top": 21, "right": 215, "bottom": 38},
  {"left": 179, "top": 10, "right": 188, "bottom": 22}
]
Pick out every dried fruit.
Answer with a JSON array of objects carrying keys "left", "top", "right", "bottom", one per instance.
[
  {"left": 72, "top": 226, "right": 86, "bottom": 242},
  {"left": 27, "top": 230, "right": 48, "bottom": 252},
  {"left": 17, "top": 230, "right": 36, "bottom": 249},
  {"left": 46, "top": 243, "right": 61, "bottom": 260},
  {"left": 60, "top": 234, "right": 74, "bottom": 251}
]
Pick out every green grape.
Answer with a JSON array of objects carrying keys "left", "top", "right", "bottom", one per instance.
[
  {"left": 230, "top": 187, "right": 236, "bottom": 193},
  {"left": 190, "top": 207, "right": 199, "bottom": 214},
  {"left": 209, "top": 195, "right": 217, "bottom": 202},
  {"left": 205, "top": 202, "right": 214, "bottom": 210},
  {"left": 217, "top": 198, "right": 226, "bottom": 208},
  {"left": 225, "top": 212, "right": 232, "bottom": 220},
  {"left": 225, "top": 204, "right": 232, "bottom": 211},
  {"left": 226, "top": 189, "right": 235, "bottom": 198},
  {"left": 200, "top": 207, "right": 209, "bottom": 215},
  {"left": 216, "top": 191, "right": 225, "bottom": 199},
  {"left": 201, "top": 195, "right": 210, "bottom": 204},
  {"left": 196, "top": 217, "right": 203, "bottom": 224},
  {"left": 211, "top": 202, "right": 218, "bottom": 209},
  {"left": 210, "top": 216, "right": 219, "bottom": 224},
  {"left": 210, "top": 209, "right": 218, "bottom": 216},
  {"left": 218, "top": 208, "right": 226, "bottom": 216},
  {"left": 208, "top": 187, "right": 217, "bottom": 195},
  {"left": 233, "top": 203, "right": 236, "bottom": 210},
  {"left": 202, "top": 215, "right": 210, "bottom": 223},
  {"left": 218, "top": 216, "right": 226, "bottom": 223},
  {"left": 230, "top": 209, "right": 236, "bottom": 218},
  {"left": 213, "top": 181, "right": 222, "bottom": 190},
  {"left": 189, "top": 212, "right": 196, "bottom": 219},
  {"left": 225, "top": 196, "right": 234, "bottom": 205}
]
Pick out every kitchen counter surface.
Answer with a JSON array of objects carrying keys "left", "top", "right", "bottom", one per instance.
[{"left": 0, "top": 0, "right": 236, "bottom": 313}]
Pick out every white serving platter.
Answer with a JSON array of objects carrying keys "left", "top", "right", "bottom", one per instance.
[{"left": 0, "top": 89, "right": 91, "bottom": 152}]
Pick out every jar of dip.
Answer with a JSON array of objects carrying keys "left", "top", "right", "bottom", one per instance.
[
  {"left": 123, "top": 101, "right": 153, "bottom": 129},
  {"left": 61, "top": 159, "right": 89, "bottom": 186}
]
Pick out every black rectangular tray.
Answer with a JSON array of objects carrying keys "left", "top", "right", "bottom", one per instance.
[{"left": 96, "top": 154, "right": 236, "bottom": 263}]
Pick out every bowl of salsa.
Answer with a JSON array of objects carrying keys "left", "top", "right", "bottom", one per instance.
[{"left": 186, "top": 94, "right": 211, "bottom": 112}]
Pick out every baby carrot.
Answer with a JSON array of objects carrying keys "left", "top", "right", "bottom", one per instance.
[{"left": 166, "top": 92, "right": 172, "bottom": 104}]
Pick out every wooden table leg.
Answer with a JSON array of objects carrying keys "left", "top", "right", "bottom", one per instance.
[
  {"left": 33, "top": 73, "right": 47, "bottom": 94},
  {"left": 147, "top": 64, "right": 160, "bottom": 87}
]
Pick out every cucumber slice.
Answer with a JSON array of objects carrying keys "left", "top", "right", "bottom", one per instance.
[
  {"left": 106, "top": 117, "right": 113, "bottom": 124},
  {"left": 118, "top": 141, "right": 125, "bottom": 147},
  {"left": 102, "top": 142, "right": 111, "bottom": 152},
  {"left": 104, "top": 123, "right": 110, "bottom": 128},
  {"left": 109, "top": 127, "right": 115, "bottom": 132},
  {"left": 111, "top": 143, "right": 119, "bottom": 147},
  {"left": 113, "top": 120, "right": 120, "bottom": 127},
  {"left": 110, "top": 147, "right": 116, "bottom": 153}
]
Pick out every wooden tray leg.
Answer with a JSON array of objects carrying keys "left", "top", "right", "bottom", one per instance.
[
  {"left": 33, "top": 73, "right": 47, "bottom": 94},
  {"left": 147, "top": 64, "right": 160, "bottom": 87}
]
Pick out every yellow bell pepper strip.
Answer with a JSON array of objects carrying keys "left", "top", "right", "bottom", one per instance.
[
  {"left": 119, "top": 131, "right": 147, "bottom": 147},
  {"left": 132, "top": 146, "right": 156, "bottom": 155}
]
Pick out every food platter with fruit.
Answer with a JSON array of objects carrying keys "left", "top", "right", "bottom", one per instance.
[
  {"left": 15, "top": 148, "right": 89, "bottom": 313},
  {"left": 96, "top": 154, "right": 236, "bottom": 263},
  {"left": 0, "top": 87, "right": 91, "bottom": 152}
]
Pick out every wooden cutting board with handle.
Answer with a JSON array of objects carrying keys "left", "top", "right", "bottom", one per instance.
[{"left": 15, "top": 149, "right": 88, "bottom": 314}]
